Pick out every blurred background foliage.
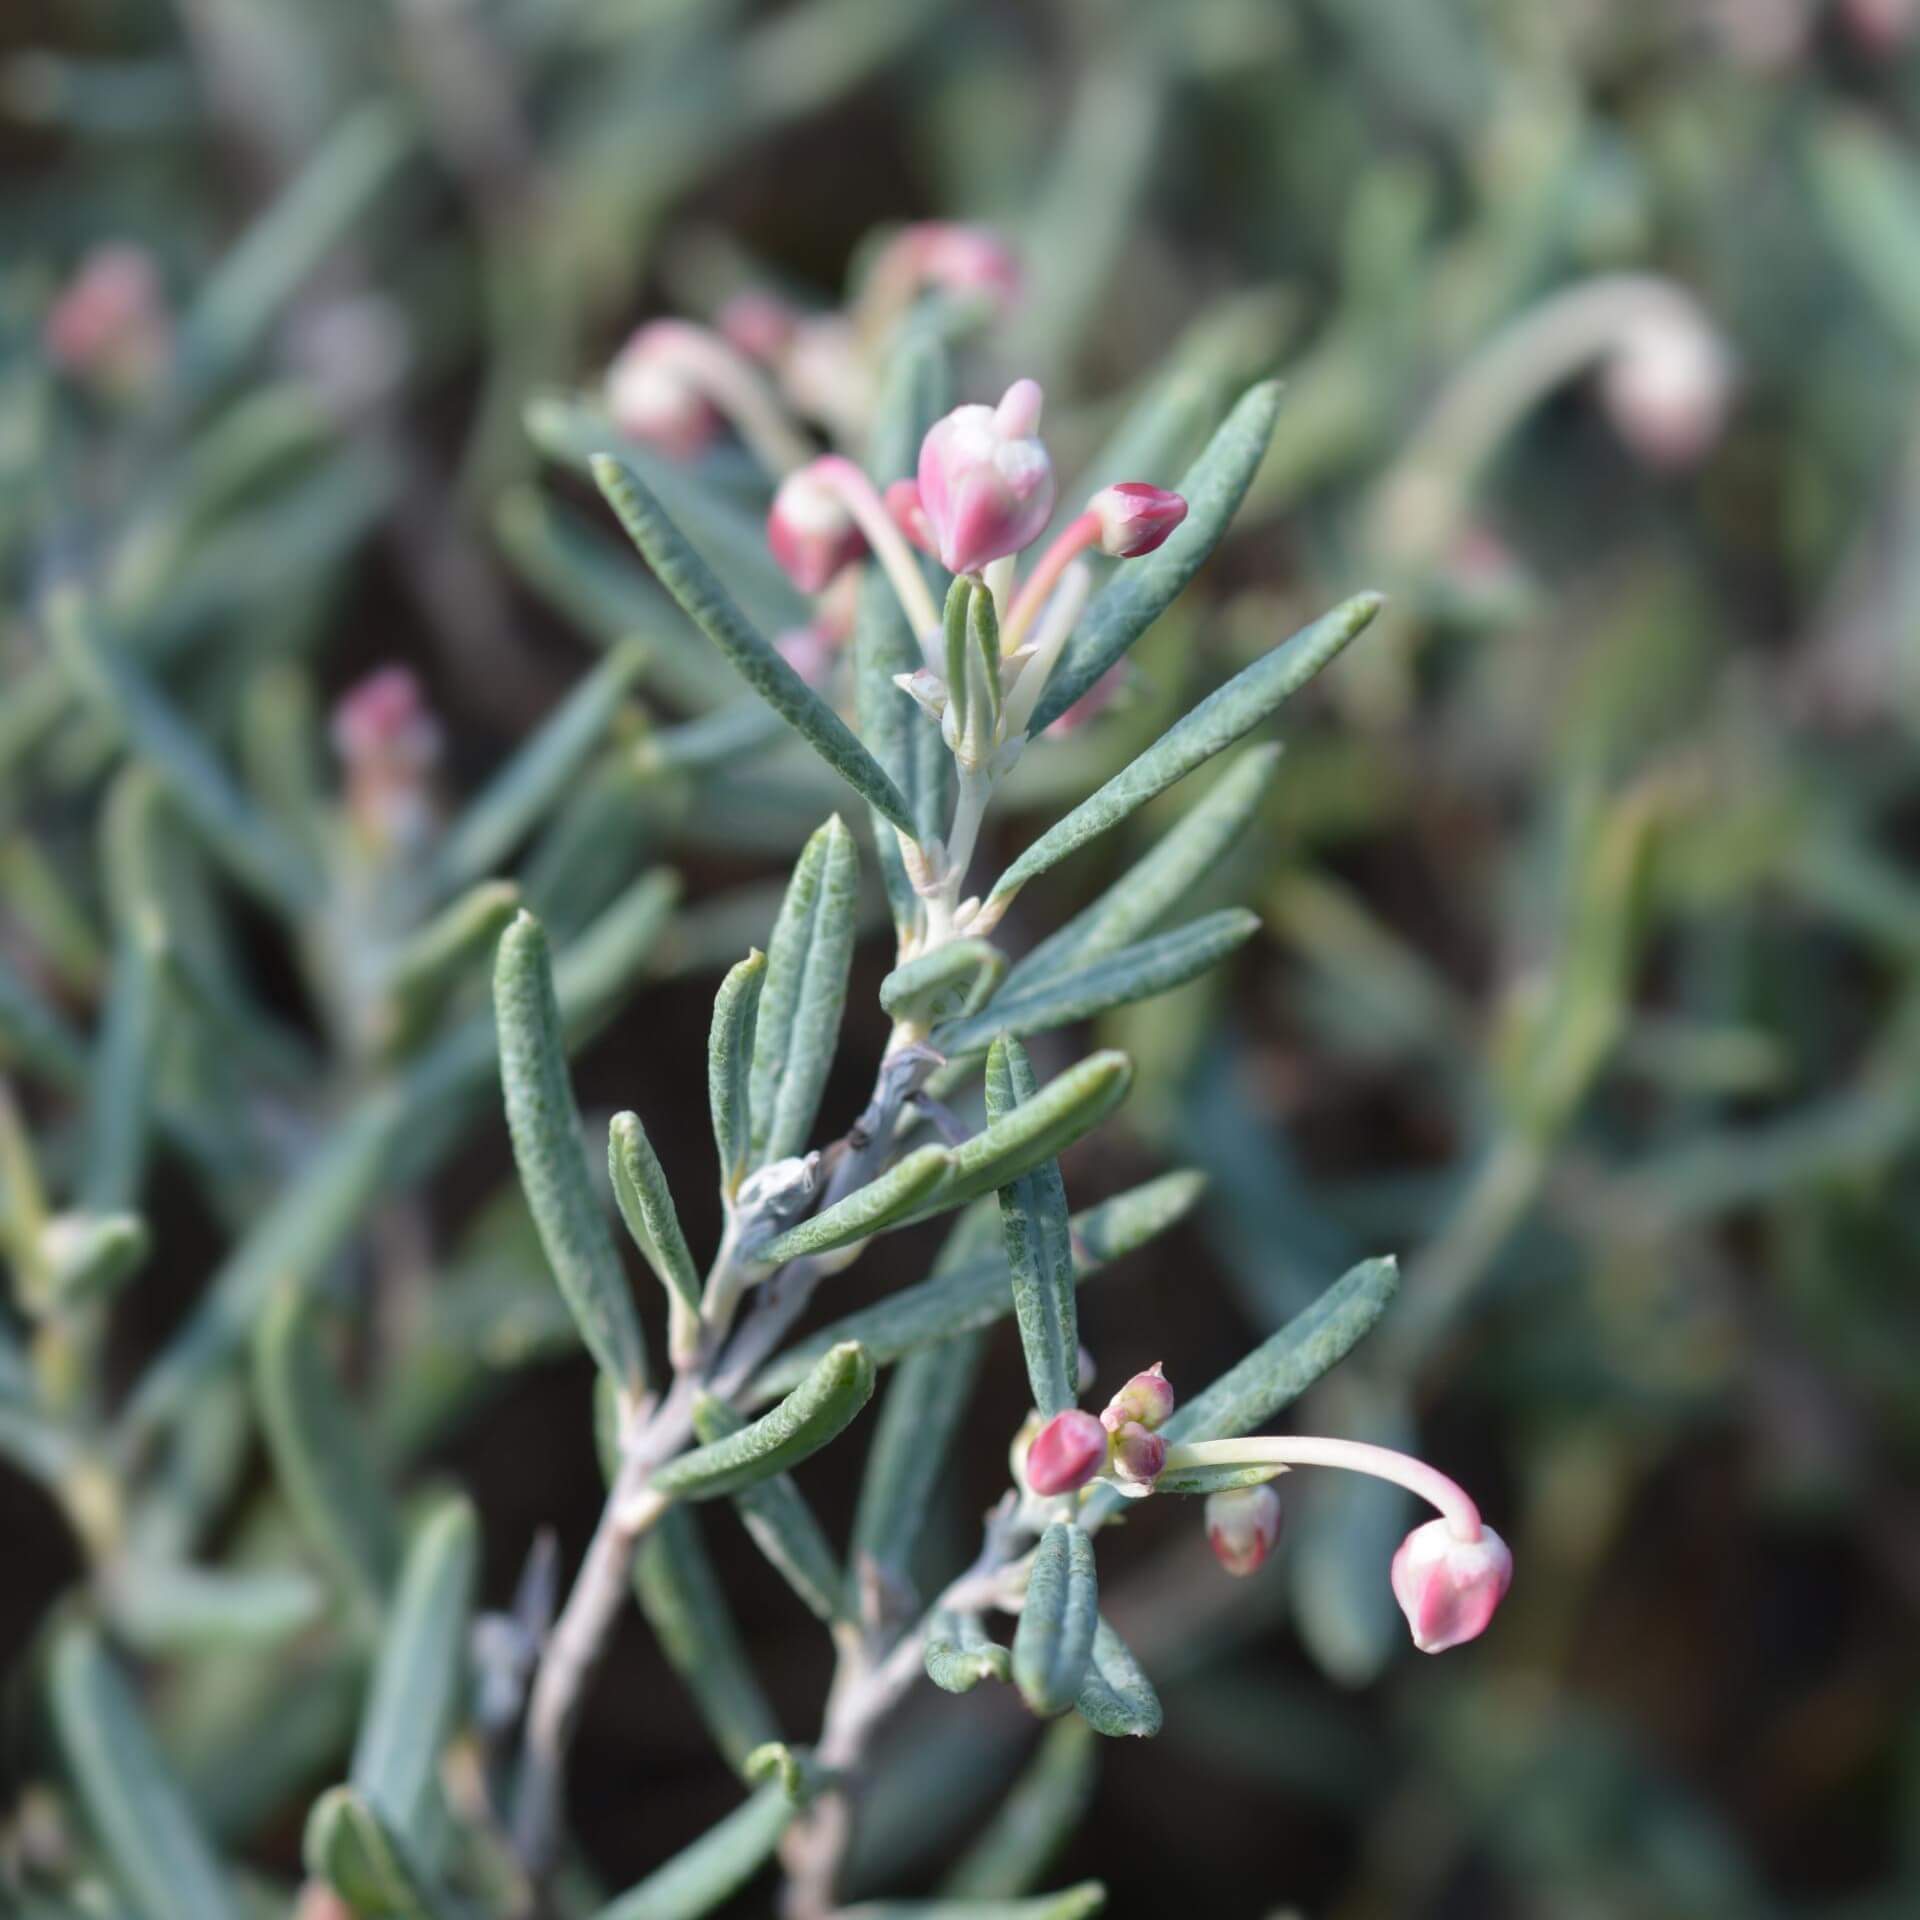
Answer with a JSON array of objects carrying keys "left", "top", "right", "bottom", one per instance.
[{"left": 3, "top": 0, "right": 1920, "bottom": 1915}]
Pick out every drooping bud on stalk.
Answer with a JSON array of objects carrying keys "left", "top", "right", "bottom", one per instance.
[
  {"left": 1599, "top": 307, "right": 1735, "bottom": 471},
  {"left": 1205, "top": 1483, "right": 1285, "bottom": 1578},
  {"left": 1108, "top": 1420, "right": 1167, "bottom": 1488},
  {"left": 606, "top": 327, "right": 720, "bottom": 459},
  {"left": 768, "top": 464, "right": 869, "bottom": 595},
  {"left": 1089, "top": 483, "right": 1189, "bottom": 558},
  {"left": 1390, "top": 1518, "right": 1513, "bottom": 1653},
  {"left": 917, "top": 380, "right": 1056, "bottom": 576},
  {"left": 1023, "top": 1408, "right": 1108, "bottom": 1498},
  {"left": 1101, "top": 1362, "right": 1174, "bottom": 1434}
]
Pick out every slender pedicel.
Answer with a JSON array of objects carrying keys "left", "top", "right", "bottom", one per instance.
[
  {"left": 1159, "top": 1434, "right": 1483, "bottom": 1538},
  {"left": 612, "top": 319, "right": 815, "bottom": 476},
  {"left": 797, "top": 455, "right": 943, "bottom": 638}
]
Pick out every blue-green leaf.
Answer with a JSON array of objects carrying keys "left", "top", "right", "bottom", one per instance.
[{"left": 1012, "top": 1523, "right": 1098, "bottom": 1718}]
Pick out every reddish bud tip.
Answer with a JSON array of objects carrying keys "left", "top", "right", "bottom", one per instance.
[
  {"left": 1024, "top": 1408, "right": 1108, "bottom": 1498},
  {"left": 916, "top": 382, "right": 1055, "bottom": 575},
  {"left": 1390, "top": 1518, "right": 1513, "bottom": 1653},
  {"left": 1205, "top": 1484, "right": 1284, "bottom": 1578},
  {"left": 1101, "top": 1362, "right": 1175, "bottom": 1434},
  {"left": 1109, "top": 1420, "right": 1167, "bottom": 1487},
  {"left": 901, "top": 223, "right": 1022, "bottom": 310},
  {"left": 768, "top": 464, "right": 868, "bottom": 596},
  {"left": 1089, "top": 483, "right": 1188, "bottom": 559},
  {"left": 330, "top": 667, "right": 440, "bottom": 772}
]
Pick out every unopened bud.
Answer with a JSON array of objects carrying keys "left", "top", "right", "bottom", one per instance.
[
  {"left": 1089, "top": 483, "right": 1188, "bottom": 559},
  {"left": 1600, "top": 307, "right": 1735, "bottom": 471},
  {"left": 901, "top": 223, "right": 1021, "bottom": 310},
  {"left": 885, "top": 478, "right": 936, "bottom": 555},
  {"left": 1023, "top": 1408, "right": 1107, "bottom": 1497},
  {"left": 1205, "top": 1483, "right": 1284, "bottom": 1578},
  {"left": 768, "top": 463, "right": 868, "bottom": 595},
  {"left": 1101, "top": 1362, "right": 1174, "bottom": 1434},
  {"left": 917, "top": 380, "right": 1055, "bottom": 575},
  {"left": 1390, "top": 1518, "right": 1513, "bottom": 1653},
  {"left": 43, "top": 244, "right": 171, "bottom": 395},
  {"left": 1108, "top": 1420, "right": 1167, "bottom": 1487},
  {"left": 606, "top": 326, "right": 720, "bottom": 459},
  {"left": 718, "top": 290, "right": 800, "bottom": 364}
]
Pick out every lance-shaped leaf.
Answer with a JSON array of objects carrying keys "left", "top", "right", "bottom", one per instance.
[
  {"left": 858, "top": 335, "right": 953, "bottom": 923},
  {"left": 748, "top": 1144, "right": 955, "bottom": 1266},
  {"left": 379, "top": 880, "right": 521, "bottom": 1052},
  {"left": 48, "top": 1626, "right": 245, "bottom": 1920},
  {"left": 933, "top": 1052, "right": 1133, "bottom": 1212},
  {"left": 303, "top": 1786, "right": 455, "bottom": 1920},
  {"left": 51, "top": 591, "right": 321, "bottom": 916},
  {"left": 437, "top": 643, "right": 648, "bottom": 890},
  {"left": 941, "top": 1721, "right": 1096, "bottom": 1901},
  {"left": 992, "top": 593, "right": 1384, "bottom": 909},
  {"left": 350, "top": 1496, "right": 480, "bottom": 1842},
  {"left": 79, "top": 922, "right": 163, "bottom": 1212},
  {"left": 838, "top": 1889, "right": 1106, "bottom": 1920},
  {"left": 924, "top": 1610, "right": 1012, "bottom": 1694},
  {"left": 938, "top": 911, "right": 1258, "bottom": 1063},
  {"left": 592, "top": 456, "right": 915, "bottom": 833},
  {"left": 987, "top": 1038, "right": 1078, "bottom": 1421},
  {"left": 1005, "top": 745, "right": 1281, "bottom": 989},
  {"left": 709, "top": 950, "right": 767, "bottom": 1197},
  {"left": 652, "top": 1342, "right": 876, "bottom": 1500},
  {"left": 1151, "top": 1460, "right": 1286, "bottom": 1497},
  {"left": 496, "top": 912, "right": 648, "bottom": 1396},
  {"left": 879, "top": 940, "right": 1007, "bottom": 1029},
  {"left": 1030, "top": 380, "right": 1284, "bottom": 733},
  {"left": 750, "top": 817, "right": 860, "bottom": 1165},
  {"left": 751, "top": 1171, "right": 1205, "bottom": 1398},
  {"left": 692, "top": 1396, "right": 847, "bottom": 1625},
  {"left": 609, "top": 1111, "right": 703, "bottom": 1351},
  {"left": 1073, "top": 1620, "right": 1161, "bottom": 1739},
  {"left": 590, "top": 1777, "right": 800, "bottom": 1920},
  {"left": 1012, "top": 1523, "right": 1099, "bottom": 1718},
  {"left": 634, "top": 1505, "right": 782, "bottom": 1775},
  {"left": 850, "top": 1329, "right": 987, "bottom": 1601},
  {"left": 105, "top": 1559, "right": 323, "bottom": 1654},
  {"left": 254, "top": 1283, "right": 402, "bottom": 1629}
]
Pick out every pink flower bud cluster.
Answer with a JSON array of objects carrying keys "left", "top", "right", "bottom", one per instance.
[{"left": 1023, "top": 1366, "right": 1177, "bottom": 1498}]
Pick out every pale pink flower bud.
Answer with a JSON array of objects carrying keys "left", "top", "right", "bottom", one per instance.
[
  {"left": 1843, "top": 0, "right": 1919, "bottom": 50},
  {"left": 1024, "top": 1408, "right": 1107, "bottom": 1497},
  {"left": 718, "top": 290, "right": 799, "bottom": 364},
  {"left": 884, "top": 478, "right": 936, "bottom": 556},
  {"left": 1205, "top": 1484, "right": 1284, "bottom": 1578},
  {"left": 1390, "top": 1518, "right": 1513, "bottom": 1653},
  {"left": 916, "top": 380, "right": 1056, "bottom": 575},
  {"left": 768, "top": 464, "right": 868, "bottom": 595},
  {"left": 1101, "top": 1362, "right": 1174, "bottom": 1434},
  {"left": 330, "top": 667, "right": 440, "bottom": 775},
  {"left": 606, "top": 326, "right": 720, "bottom": 459},
  {"left": 44, "top": 244, "right": 171, "bottom": 394},
  {"left": 1600, "top": 309, "right": 1736, "bottom": 471},
  {"left": 907, "top": 223, "right": 1021, "bottom": 310},
  {"left": 1089, "top": 483, "right": 1188, "bottom": 559},
  {"left": 1108, "top": 1420, "right": 1167, "bottom": 1487}
]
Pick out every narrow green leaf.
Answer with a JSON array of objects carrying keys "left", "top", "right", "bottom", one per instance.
[
  {"left": 651, "top": 1342, "right": 875, "bottom": 1500},
  {"left": 78, "top": 923, "right": 163, "bottom": 1211},
  {"left": 837, "top": 1888, "right": 1105, "bottom": 1920},
  {"left": 303, "top": 1786, "right": 455, "bottom": 1920},
  {"left": 924, "top": 1610, "right": 1012, "bottom": 1694},
  {"left": 633, "top": 1505, "right": 782, "bottom": 1774},
  {"left": 749, "top": 816, "right": 860, "bottom": 1164},
  {"left": 254, "top": 1283, "right": 402, "bottom": 1627},
  {"left": 51, "top": 590, "right": 321, "bottom": 915},
  {"left": 609, "top": 1111, "right": 703, "bottom": 1332},
  {"left": 879, "top": 940, "right": 1007, "bottom": 1028},
  {"left": 380, "top": 880, "right": 521, "bottom": 1051},
  {"left": 987, "top": 1038, "right": 1078, "bottom": 1421},
  {"left": 1073, "top": 1619, "right": 1161, "bottom": 1739},
  {"left": 1012, "top": 1524, "right": 1098, "bottom": 1718},
  {"left": 592, "top": 457, "right": 915, "bottom": 832},
  {"left": 1150, "top": 1460, "right": 1287, "bottom": 1497},
  {"left": 495, "top": 911, "right": 648, "bottom": 1395},
  {"left": 437, "top": 644, "right": 648, "bottom": 890},
  {"left": 350, "top": 1495, "right": 480, "bottom": 1841},
  {"left": 750, "top": 1172, "right": 1205, "bottom": 1398},
  {"left": 692, "top": 1397, "right": 847, "bottom": 1625},
  {"left": 937, "top": 910, "right": 1258, "bottom": 1061},
  {"left": 591, "top": 1779, "right": 799, "bottom": 1920},
  {"left": 48, "top": 1626, "right": 245, "bottom": 1920},
  {"left": 1005, "top": 745, "right": 1281, "bottom": 988},
  {"left": 1030, "top": 380, "right": 1285, "bottom": 732},
  {"left": 934, "top": 1052, "right": 1133, "bottom": 1211},
  {"left": 941, "top": 1720, "right": 1096, "bottom": 1900},
  {"left": 849, "top": 1331, "right": 988, "bottom": 1599},
  {"left": 993, "top": 593, "right": 1384, "bottom": 906},
  {"left": 943, "top": 577, "right": 973, "bottom": 737},
  {"left": 710, "top": 950, "right": 767, "bottom": 1195},
  {"left": 106, "top": 1559, "right": 324, "bottom": 1653},
  {"left": 748, "top": 1144, "right": 955, "bottom": 1266}
]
